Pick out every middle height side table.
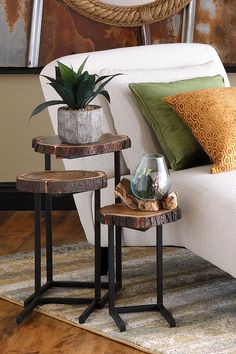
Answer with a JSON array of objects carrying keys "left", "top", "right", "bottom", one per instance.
[
  {"left": 32, "top": 133, "right": 131, "bottom": 319},
  {"left": 15, "top": 169, "right": 107, "bottom": 324}
]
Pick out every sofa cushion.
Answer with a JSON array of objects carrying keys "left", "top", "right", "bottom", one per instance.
[
  {"left": 165, "top": 87, "right": 236, "bottom": 174},
  {"left": 101, "top": 61, "right": 225, "bottom": 174},
  {"left": 129, "top": 75, "right": 225, "bottom": 171}
]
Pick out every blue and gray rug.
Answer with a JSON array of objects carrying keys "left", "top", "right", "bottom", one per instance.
[{"left": 0, "top": 243, "right": 236, "bottom": 354}]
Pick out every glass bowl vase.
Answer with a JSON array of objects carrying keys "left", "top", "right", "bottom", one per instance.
[{"left": 130, "top": 153, "right": 171, "bottom": 200}]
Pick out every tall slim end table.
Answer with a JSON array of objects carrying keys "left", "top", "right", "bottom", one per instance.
[{"left": 32, "top": 133, "right": 131, "bottom": 318}]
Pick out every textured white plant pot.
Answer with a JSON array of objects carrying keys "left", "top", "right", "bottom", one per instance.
[{"left": 58, "top": 105, "right": 103, "bottom": 144}]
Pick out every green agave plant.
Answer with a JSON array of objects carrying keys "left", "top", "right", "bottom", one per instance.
[{"left": 31, "top": 57, "right": 121, "bottom": 118}]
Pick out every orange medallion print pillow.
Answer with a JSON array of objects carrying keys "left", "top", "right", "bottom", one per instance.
[{"left": 165, "top": 87, "right": 236, "bottom": 174}]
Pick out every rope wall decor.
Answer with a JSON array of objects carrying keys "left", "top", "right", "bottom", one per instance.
[{"left": 62, "top": 0, "right": 191, "bottom": 27}]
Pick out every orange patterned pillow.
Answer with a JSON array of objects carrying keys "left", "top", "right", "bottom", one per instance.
[{"left": 165, "top": 87, "right": 236, "bottom": 174}]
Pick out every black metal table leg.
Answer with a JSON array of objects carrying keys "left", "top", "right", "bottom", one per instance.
[
  {"left": 34, "top": 193, "right": 41, "bottom": 292},
  {"left": 114, "top": 151, "right": 121, "bottom": 189},
  {"left": 45, "top": 194, "right": 53, "bottom": 282},
  {"left": 108, "top": 225, "right": 126, "bottom": 332},
  {"left": 114, "top": 151, "right": 122, "bottom": 287},
  {"left": 94, "top": 189, "right": 101, "bottom": 302},
  {"left": 45, "top": 153, "right": 53, "bottom": 282},
  {"left": 156, "top": 225, "right": 163, "bottom": 306},
  {"left": 101, "top": 247, "right": 108, "bottom": 276},
  {"left": 100, "top": 151, "right": 122, "bottom": 277},
  {"left": 79, "top": 189, "right": 102, "bottom": 323},
  {"left": 16, "top": 296, "right": 41, "bottom": 324},
  {"left": 156, "top": 226, "right": 176, "bottom": 327},
  {"left": 45, "top": 153, "right": 51, "bottom": 171},
  {"left": 16, "top": 193, "right": 42, "bottom": 323},
  {"left": 115, "top": 226, "right": 122, "bottom": 286}
]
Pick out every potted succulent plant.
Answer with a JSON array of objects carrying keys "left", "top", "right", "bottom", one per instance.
[{"left": 31, "top": 57, "right": 120, "bottom": 144}]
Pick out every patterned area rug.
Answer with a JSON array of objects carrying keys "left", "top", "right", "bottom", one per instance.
[{"left": 0, "top": 243, "right": 236, "bottom": 354}]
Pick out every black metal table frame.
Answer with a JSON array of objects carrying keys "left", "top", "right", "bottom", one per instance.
[
  {"left": 16, "top": 151, "right": 122, "bottom": 324},
  {"left": 108, "top": 224, "right": 176, "bottom": 332},
  {"left": 79, "top": 151, "right": 122, "bottom": 323}
]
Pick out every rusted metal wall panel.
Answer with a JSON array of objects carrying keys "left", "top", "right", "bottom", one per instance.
[
  {"left": 0, "top": 0, "right": 235, "bottom": 68},
  {"left": 39, "top": 0, "right": 139, "bottom": 66},
  {"left": 39, "top": 0, "right": 182, "bottom": 66},
  {"left": 0, "top": 0, "right": 31, "bottom": 66},
  {"left": 194, "top": 0, "right": 236, "bottom": 66},
  {"left": 151, "top": 13, "right": 182, "bottom": 44}
]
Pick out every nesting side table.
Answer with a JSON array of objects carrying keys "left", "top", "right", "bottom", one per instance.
[
  {"left": 16, "top": 170, "right": 107, "bottom": 324},
  {"left": 98, "top": 204, "right": 182, "bottom": 332},
  {"left": 32, "top": 133, "right": 131, "bottom": 319}
]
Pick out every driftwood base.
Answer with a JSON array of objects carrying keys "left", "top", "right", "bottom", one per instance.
[{"left": 114, "top": 178, "right": 178, "bottom": 212}]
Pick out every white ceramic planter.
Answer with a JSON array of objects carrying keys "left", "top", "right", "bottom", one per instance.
[{"left": 58, "top": 105, "right": 103, "bottom": 144}]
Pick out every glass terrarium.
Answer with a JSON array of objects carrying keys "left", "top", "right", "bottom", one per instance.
[{"left": 130, "top": 153, "right": 171, "bottom": 200}]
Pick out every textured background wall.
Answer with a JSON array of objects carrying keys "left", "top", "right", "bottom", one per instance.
[
  {"left": 0, "top": 74, "right": 64, "bottom": 182},
  {"left": 194, "top": 0, "right": 236, "bottom": 67},
  {"left": 1, "top": 0, "right": 235, "bottom": 67},
  {"left": 0, "top": 0, "right": 31, "bottom": 66}
]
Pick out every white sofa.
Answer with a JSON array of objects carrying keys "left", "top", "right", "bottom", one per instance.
[{"left": 40, "top": 43, "right": 236, "bottom": 278}]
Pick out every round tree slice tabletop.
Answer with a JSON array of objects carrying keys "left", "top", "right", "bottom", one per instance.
[
  {"left": 32, "top": 133, "right": 131, "bottom": 158},
  {"left": 16, "top": 170, "right": 107, "bottom": 194},
  {"left": 97, "top": 203, "right": 181, "bottom": 230}
]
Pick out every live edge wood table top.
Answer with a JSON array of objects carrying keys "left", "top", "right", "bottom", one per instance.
[
  {"left": 32, "top": 133, "right": 131, "bottom": 159},
  {"left": 97, "top": 204, "right": 181, "bottom": 230}
]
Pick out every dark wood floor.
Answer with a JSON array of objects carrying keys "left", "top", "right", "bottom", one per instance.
[{"left": 0, "top": 211, "right": 144, "bottom": 354}]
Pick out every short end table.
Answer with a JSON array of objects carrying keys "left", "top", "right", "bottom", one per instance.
[{"left": 98, "top": 203, "right": 181, "bottom": 332}]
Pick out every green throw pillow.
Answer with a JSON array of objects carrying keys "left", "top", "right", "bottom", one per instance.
[{"left": 129, "top": 75, "right": 225, "bottom": 170}]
